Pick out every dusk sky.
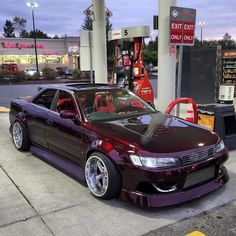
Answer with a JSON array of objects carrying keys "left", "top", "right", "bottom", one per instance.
[{"left": 0, "top": 0, "right": 235, "bottom": 41}]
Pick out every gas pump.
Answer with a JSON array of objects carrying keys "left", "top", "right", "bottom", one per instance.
[{"left": 108, "top": 26, "right": 154, "bottom": 106}]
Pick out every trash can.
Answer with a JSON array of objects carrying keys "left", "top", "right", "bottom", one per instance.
[{"left": 198, "top": 104, "right": 236, "bottom": 150}]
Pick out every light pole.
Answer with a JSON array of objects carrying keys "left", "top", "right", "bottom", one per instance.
[
  {"left": 27, "top": 2, "right": 39, "bottom": 73},
  {"left": 199, "top": 21, "right": 205, "bottom": 47}
]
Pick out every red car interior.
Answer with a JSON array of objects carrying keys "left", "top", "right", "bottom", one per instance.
[
  {"left": 57, "top": 96, "right": 76, "bottom": 113},
  {"left": 93, "top": 93, "right": 116, "bottom": 112}
]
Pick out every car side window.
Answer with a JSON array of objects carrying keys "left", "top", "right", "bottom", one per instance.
[
  {"left": 33, "top": 89, "right": 57, "bottom": 109},
  {"left": 55, "top": 91, "right": 77, "bottom": 114}
]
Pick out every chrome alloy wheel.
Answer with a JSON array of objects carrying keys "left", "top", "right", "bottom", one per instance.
[
  {"left": 13, "top": 122, "right": 23, "bottom": 149},
  {"left": 85, "top": 155, "right": 109, "bottom": 197}
]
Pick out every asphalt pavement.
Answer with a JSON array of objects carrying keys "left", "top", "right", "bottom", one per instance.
[
  {"left": 0, "top": 84, "right": 40, "bottom": 107},
  {"left": 145, "top": 200, "right": 236, "bottom": 236},
  {"left": 0, "top": 82, "right": 236, "bottom": 235},
  {"left": 0, "top": 111, "right": 236, "bottom": 235}
]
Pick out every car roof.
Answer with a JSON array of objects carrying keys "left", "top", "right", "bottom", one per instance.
[{"left": 38, "top": 83, "right": 120, "bottom": 92}]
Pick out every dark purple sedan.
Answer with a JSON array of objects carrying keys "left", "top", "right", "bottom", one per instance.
[{"left": 9, "top": 83, "right": 229, "bottom": 207}]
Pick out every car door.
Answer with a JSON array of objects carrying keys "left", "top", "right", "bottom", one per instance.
[
  {"left": 46, "top": 90, "right": 87, "bottom": 165},
  {"left": 25, "top": 89, "right": 58, "bottom": 149}
]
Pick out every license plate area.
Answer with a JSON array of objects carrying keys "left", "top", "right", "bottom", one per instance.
[{"left": 184, "top": 166, "right": 215, "bottom": 189}]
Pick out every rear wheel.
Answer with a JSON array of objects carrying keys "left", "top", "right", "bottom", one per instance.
[
  {"left": 12, "top": 121, "right": 31, "bottom": 151},
  {"left": 85, "top": 152, "right": 122, "bottom": 199}
]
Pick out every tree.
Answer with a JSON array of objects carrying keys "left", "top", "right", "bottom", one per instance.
[
  {"left": 193, "top": 38, "right": 201, "bottom": 48},
  {"left": 12, "top": 16, "right": 27, "bottom": 37},
  {"left": 193, "top": 38, "right": 218, "bottom": 48},
  {"left": 81, "top": 15, "right": 113, "bottom": 33},
  {"left": 204, "top": 40, "right": 218, "bottom": 48},
  {"left": 106, "top": 17, "right": 112, "bottom": 36},
  {"left": 81, "top": 15, "right": 114, "bottom": 71},
  {"left": 81, "top": 16, "right": 93, "bottom": 30},
  {"left": 223, "top": 33, "right": 232, "bottom": 41},
  {"left": 20, "top": 29, "right": 29, "bottom": 38},
  {"left": 29, "top": 29, "right": 50, "bottom": 39},
  {"left": 106, "top": 17, "right": 114, "bottom": 67},
  {"left": 218, "top": 33, "right": 236, "bottom": 49},
  {"left": 143, "top": 49, "right": 157, "bottom": 66},
  {"left": 53, "top": 35, "right": 60, "bottom": 39},
  {"left": 143, "top": 36, "right": 158, "bottom": 65},
  {"left": 3, "top": 20, "right": 15, "bottom": 37},
  {"left": 146, "top": 36, "right": 158, "bottom": 52}
]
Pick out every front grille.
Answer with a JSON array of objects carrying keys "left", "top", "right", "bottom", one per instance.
[
  {"left": 181, "top": 147, "right": 214, "bottom": 164},
  {"left": 184, "top": 166, "right": 215, "bottom": 189}
]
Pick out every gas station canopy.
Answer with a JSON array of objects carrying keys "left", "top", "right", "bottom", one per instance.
[{"left": 108, "top": 26, "right": 150, "bottom": 41}]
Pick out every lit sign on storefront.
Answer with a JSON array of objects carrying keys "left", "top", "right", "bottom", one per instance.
[
  {"left": 68, "top": 45, "right": 79, "bottom": 54},
  {"left": 223, "top": 52, "right": 236, "bottom": 57},
  {"left": 1, "top": 42, "right": 44, "bottom": 49}
]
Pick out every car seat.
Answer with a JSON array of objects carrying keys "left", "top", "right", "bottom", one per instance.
[
  {"left": 57, "top": 96, "right": 76, "bottom": 113},
  {"left": 93, "top": 93, "right": 116, "bottom": 112}
]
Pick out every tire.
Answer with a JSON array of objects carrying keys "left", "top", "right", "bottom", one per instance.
[
  {"left": 85, "top": 152, "right": 122, "bottom": 199},
  {"left": 12, "top": 121, "right": 31, "bottom": 151}
]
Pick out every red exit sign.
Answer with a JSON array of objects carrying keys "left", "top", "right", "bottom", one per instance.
[{"left": 170, "top": 6, "right": 196, "bottom": 46}]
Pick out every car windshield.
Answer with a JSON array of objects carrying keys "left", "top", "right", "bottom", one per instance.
[{"left": 76, "top": 88, "right": 155, "bottom": 121}]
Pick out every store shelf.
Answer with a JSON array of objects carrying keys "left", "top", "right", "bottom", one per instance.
[
  {"left": 222, "top": 53, "right": 236, "bottom": 97},
  {"left": 224, "top": 62, "right": 236, "bottom": 64},
  {"left": 223, "top": 57, "right": 236, "bottom": 59}
]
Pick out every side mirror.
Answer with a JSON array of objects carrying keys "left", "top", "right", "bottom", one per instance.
[{"left": 60, "top": 110, "right": 76, "bottom": 120}]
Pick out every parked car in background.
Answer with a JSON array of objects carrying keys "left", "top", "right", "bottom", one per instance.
[
  {"left": 149, "top": 65, "right": 158, "bottom": 72},
  {"left": 24, "top": 67, "right": 42, "bottom": 76},
  {"left": 9, "top": 83, "right": 229, "bottom": 207},
  {"left": 56, "top": 66, "right": 72, "bottom": 76},
  {"left": 0, "top": 63, "right": 18, "bottom": 74},
  {"left": 24, "top": 67, "right": 36, "bottom": 76}
]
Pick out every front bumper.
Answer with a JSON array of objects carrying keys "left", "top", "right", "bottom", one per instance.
[
  {"left": 120, "top": 165, "right": 229, "bottom": 207},
  {"left": 120, "top": 150, "right": 229, "bottom": 207}
]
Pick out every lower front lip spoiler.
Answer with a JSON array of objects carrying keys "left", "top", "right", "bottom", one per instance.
[
  {"left": 151, "top": 183, "right": 177, "bottom": 193},
  {"left": 120, "top": 166, "right": 229, "bottom": 207}
]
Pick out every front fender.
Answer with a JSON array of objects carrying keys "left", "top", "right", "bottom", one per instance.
[{"left": 86, "top": 138, "right": 133, "bottom": 173}]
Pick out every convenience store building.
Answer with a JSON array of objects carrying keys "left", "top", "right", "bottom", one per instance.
[
  {"left": 178, "top": 47, "right": 236, "bottom": 103},
  {"left": 0, "top": 37, "right": 80, "bottom": 70}
]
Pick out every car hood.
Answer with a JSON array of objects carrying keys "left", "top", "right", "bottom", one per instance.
[{"left": 94, "top": 112, "right": 218, "bottom": 153}]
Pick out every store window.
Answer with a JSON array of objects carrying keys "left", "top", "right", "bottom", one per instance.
[{"left": 1, "top": 55, "right": 65, "bottom": 65}]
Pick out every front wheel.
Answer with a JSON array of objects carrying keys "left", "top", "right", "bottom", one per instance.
[
  {"left": 85, "top": 152, "right": 122, "bottom": 199},
  {"left": 12, "top": 121, "right": 31, "bottom": 151}
]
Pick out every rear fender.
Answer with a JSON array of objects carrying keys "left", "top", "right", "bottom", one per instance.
[{"left": 9, "top": 99, "right": 29, "bottom": 133}]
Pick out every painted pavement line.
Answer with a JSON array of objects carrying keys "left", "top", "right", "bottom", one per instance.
[
  {"left": 185, "top": 230, "right": 206, "bottom": 236},
  {"left": 0, "top": 107, "right": 10, "bottom": 112}
]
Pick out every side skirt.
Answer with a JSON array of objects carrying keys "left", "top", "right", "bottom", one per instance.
[{"left": 30, "top": 145, "right": 86, "bottom": 184}]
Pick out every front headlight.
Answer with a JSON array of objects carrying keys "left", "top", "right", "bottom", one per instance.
[
  {"left": 216, "top": 140, "right": 225, "bottom": 153},
  {"left": 130, "top": 155, "right": 177, "bottom": 168}
]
